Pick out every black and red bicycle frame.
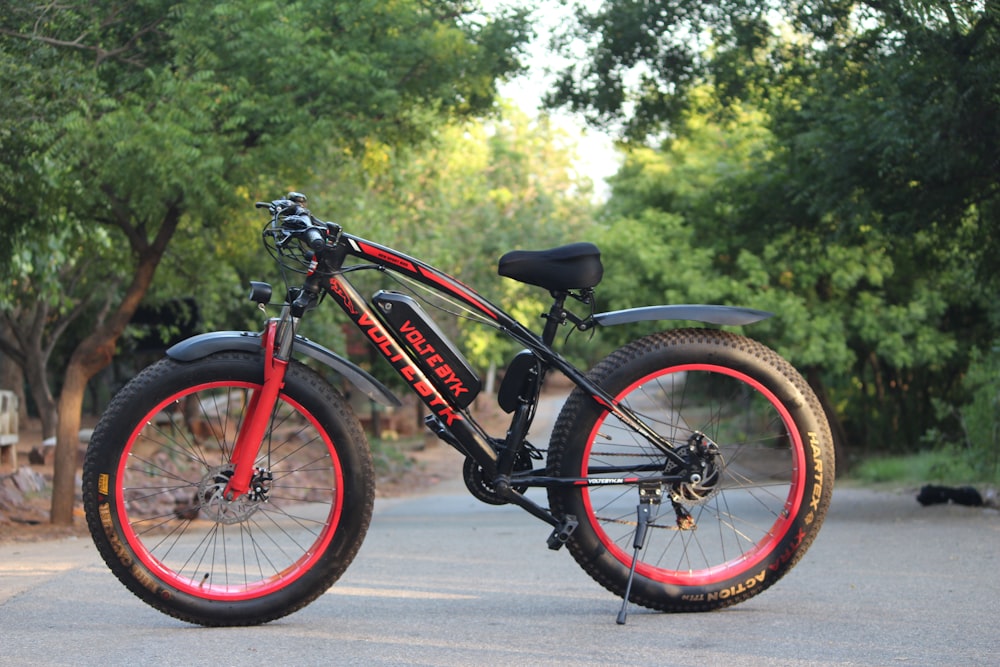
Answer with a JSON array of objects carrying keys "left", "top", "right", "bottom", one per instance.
[
  {"left": 224, "top": 228, "right": 680, "bottom": 528},
  {"left": 313, "top": 232, "right": 685, "bottom": 524}
]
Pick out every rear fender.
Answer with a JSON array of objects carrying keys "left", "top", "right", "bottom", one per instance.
[
  {"left": 166, "top": 330, "right": 401, "bottom": 407},
  {"left": 592, "top": 305, "right": 772, "bottom": 328}
]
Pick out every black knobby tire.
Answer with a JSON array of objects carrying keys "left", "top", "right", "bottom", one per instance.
[
  {"left": 547, "top": 329, "right": 834, "bottom": 612},
  {"left": 82, "top": 351, "right": 375, "bottom": 626}
]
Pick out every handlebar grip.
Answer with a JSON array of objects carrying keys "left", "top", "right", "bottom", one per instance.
[{"left": 304, "top": 227, "right": 325, "bottom": 251}]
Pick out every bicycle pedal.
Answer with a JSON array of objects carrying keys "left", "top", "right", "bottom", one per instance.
[{"left": 546, "top": 515, "right": 578, "bottom": 550}]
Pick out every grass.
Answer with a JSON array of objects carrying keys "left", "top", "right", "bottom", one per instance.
[{"left": 847, "top": 447, "right": 999, "bottom": 487}]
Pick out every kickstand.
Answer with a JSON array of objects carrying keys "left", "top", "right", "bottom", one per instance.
[{"left": 616, "top": 484, "right": 661, "bottom": 625}]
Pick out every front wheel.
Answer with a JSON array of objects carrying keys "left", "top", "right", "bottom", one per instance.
[
  {"left": 82, "top": 351, "right": 375, "bottom": 626},
  {"left": 547, "top": 329, "right": 834, "bottom": 612}
]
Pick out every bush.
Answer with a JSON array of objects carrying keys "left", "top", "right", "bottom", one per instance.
[{"left": 953, "top": 345, "right": 1000, "bottom": 480}]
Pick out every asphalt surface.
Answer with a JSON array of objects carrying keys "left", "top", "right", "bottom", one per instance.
[
  {"left": 0, "top": 481, "right": 998, "bottom": 666},
  {"left": 2, "top": 391, "right": 998, "bottom": 665}
]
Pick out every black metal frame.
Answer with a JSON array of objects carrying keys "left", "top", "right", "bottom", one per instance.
[{"left": 269, "top": 222, "right": 694, "bottom": 533}]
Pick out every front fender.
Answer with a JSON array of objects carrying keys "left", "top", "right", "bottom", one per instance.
[
  {"left": 592, "top": 304, "right": 772, "bottom": 328},
  {"left": 167, "top": 330, "right": 401, "bottom": 407}
]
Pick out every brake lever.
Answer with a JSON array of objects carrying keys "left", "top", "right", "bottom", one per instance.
[{"left": 282, "top": 214, "right": 311, "bottom": 230}]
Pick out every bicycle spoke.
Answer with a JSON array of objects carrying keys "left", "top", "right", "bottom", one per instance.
[{"left": 116, "top": 381, "right": 341, "bottom": 597}]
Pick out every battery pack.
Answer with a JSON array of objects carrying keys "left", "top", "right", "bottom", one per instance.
[{"left": 373, "top": 291, "right": 482, "bottom": 408}]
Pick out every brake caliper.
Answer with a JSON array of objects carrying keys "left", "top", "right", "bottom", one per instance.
[{"left": 670, "top": 431, "right": 722, "bottom": 508}]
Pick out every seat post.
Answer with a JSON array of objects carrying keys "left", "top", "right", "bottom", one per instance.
[{"left": 541, "top": 291, "right": 568, "bottom": 346}]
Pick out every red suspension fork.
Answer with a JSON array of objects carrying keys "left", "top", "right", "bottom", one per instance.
[{"left": 224, "top": 321, "right": 287, "bottom": 500}]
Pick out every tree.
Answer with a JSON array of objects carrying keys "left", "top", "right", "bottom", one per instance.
[
  {"left": 549, "top": 2, "right": 1000, "bottom": 467},
  {"left": 304, "top": 107, "right": 598, "bottom": 383},
  {"left": 0, "top": 0, "right": 530, "bottom": 524},
  {"left": 0, "top": 224, "right": 122, "bottom": 441},
  {"left": 550, "top": 1, "right": 1000, "bottom": 259}
]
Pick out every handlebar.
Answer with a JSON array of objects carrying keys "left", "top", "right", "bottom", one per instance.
[
  {"left": 303, "top": 226, "right": 326, "bottom": 252},
  {"left": 258, "top": 193, "right": 343, "bottom": 271}
]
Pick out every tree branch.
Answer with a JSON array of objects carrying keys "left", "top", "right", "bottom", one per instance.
[
  {"left": 0, "top": 319, "right": 27, "bottom": 368},
  {"left": 98, "top": 184, "right": 148, "bottom": 253},
  {"left": 42, "top": 290, "right": 100, "bottom": 363},
  {"left": 0, "top": 15, "right": 163, "bottom": 68}
]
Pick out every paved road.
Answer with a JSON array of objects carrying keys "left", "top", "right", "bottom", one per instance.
[
  {"left": 1, "top": 481, "right": 998, "bottom": 667},
  {"left": 3, "top": 393, "right": 999, "bottom": 665}
]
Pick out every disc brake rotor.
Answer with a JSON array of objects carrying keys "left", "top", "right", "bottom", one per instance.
[
  {"left": 196, "top": 465, "right": 265, "bottom": 524},
  {"left": 670, "top": 432, "right": 723, "bottom": 505}
]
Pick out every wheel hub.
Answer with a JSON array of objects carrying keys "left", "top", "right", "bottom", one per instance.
[
  {"left": 196, "top": 465, "right": 268, "bottom": 524},
  {"left": 670, "top": 432, "right": 723, "bottom": 505},
  {"left": 670, "top": 465, "right": 721, "bottom": 504}
]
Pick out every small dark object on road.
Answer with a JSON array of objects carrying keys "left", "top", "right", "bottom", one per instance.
[{"left": 916, "top": 484, "right": 983, "bottom": 507}]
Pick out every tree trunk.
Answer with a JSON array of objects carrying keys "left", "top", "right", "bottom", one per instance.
[
  {"left": 49, "top": 279, "right": 157, "bottom": 524},
  {"left": 23, "top": 355, "right": 58, "bottom": 440},
  {"left": 51, "top": 362, "right": 90, "bottom": 524},
  {"left": 49, "top": 205, "right": 181, "bottom": 525},
  {"left": 2, "top": 296, "right": 87, "bottom": 440}
]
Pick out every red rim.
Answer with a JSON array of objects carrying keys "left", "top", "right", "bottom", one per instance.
[
  {"left": 115, "top": 381, "right": 344, "bottom": 601},
  {"left": 580, "top": 363, "right": 806, "bottom": 586}
]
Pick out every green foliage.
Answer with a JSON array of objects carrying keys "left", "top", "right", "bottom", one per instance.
[
  {"left": 1, "top": 0, "right": 532, "bottom": 259},
  {"left": 369, "top": 434, "right": 417, "bottom": 481},
  {"left": 0, "top": 0, "right": 531, "bottom": 423},
  {"left": 299, "top": 108, "right": 597, "bottom": 378},
  {"left": 551, "top": 2, "right": 1000, "bottom": 464},
  {"left": 927, "top": 344, "right": 1000, "bottom": 481},
  {"left": 2, "top": 222, "right": 119, "bottom": 310},
  {"left": 555, "top": 0, "right": 1000, "bottom": 261}
]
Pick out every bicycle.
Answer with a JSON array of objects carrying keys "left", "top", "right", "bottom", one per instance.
[{"left": 83, "top": 193, "right": 835, "bottom": 626}]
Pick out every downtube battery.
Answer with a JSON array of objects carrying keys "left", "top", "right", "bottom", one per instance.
[{"left": 373, "top": 291, "right": 482, "bottom": 408}]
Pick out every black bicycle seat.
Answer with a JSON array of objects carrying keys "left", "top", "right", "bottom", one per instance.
[{"left": 498, "top": 242, "right": 603, "bottom": 291}]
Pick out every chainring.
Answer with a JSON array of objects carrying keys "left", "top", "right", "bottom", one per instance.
[{"left": 463, "top": 449, "right": 536, "bottom": 506}]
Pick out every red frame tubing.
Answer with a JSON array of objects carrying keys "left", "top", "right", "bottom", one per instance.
[
  {"left": 224, "top": 320, "right": 287, "bottom": 500},
  {"left": 345, "top": 236, "right": 501, "bottom": 321}
]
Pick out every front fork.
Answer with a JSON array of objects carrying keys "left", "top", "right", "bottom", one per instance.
[{"left": 223, "top": 316, "right": 293, "bottom": 501}]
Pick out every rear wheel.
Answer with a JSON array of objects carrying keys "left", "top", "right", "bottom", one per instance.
[
  {"left": 83, "top": 351, "right": 374, "bottom": 626},
  {"left": 547, "top": 329, "right": 834, "bottom": 611}
]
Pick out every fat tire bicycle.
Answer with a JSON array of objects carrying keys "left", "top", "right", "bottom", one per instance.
[{"left": 83, "top": 193, "right": 835, "bottom": 626}]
